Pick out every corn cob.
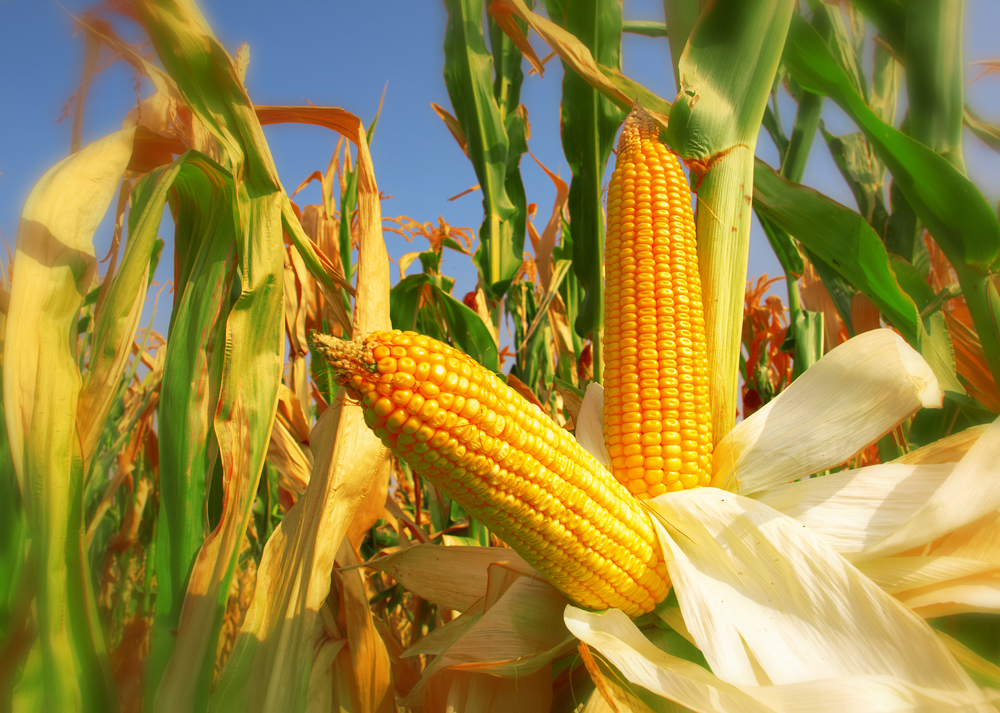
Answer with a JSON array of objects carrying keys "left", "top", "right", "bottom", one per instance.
[
  {"left": 603, "top": 107, "right": 712, "bottom": 499},
  {"left": 313, "top": 329, "right": 670, "bottom": 617}
]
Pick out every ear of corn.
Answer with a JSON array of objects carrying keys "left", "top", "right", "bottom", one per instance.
[
  {"left": 603, "top": 107, "right": 713, "bottom": 499},
  {"left": 313, "top": 329, "right": 670, "bottom": 617}
]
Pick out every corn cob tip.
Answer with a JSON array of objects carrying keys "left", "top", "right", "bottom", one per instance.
[
  {"left": 310, "top": 332, "right": 370, "bottom": 374},
  {"left": 618, "top": 104, "right": 658, "bottom": 151}
]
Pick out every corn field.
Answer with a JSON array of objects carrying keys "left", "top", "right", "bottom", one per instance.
[{"left": 3, "top": 0, "right": 1000, "bottom": 711}]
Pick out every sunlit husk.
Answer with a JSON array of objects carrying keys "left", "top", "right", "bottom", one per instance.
[
  {"left": 568, "top": 606, "right": 994, "bottom": 713},
  {"left": 712, "top": 329, "right": 942, "bottom": 494},
  {"left": 562, "top": 482, "right": 994, "bottom": 711},
  {"left": 757, "top": 418, "right": 1000, "bottom": 572},
  {"left": 645, "top": 488, "right": 979, "bottom": 692},
  {"left": 391, "top": 550, "right": 575, "bottom": 710},
  {"left": 369, "top": 544, "right": 535, "bottom": 614}
]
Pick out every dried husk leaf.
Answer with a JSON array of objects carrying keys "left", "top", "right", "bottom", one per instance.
[
  {"left": 853, "top": 417, "right": 1000, "bottom": 562},
  {"left": 565, "top": 608, "right": 772, "bottom": 713},
  {"left": 369, "top": 544, "right": 534, "bottom": 614},
  {"left": 644, "top": 488, "right": 983, "bottom": 699},
  {"left": 753, "top": 462, "right": 957, "bottom": 559},
  {"left": 891, "top": 424, "right": 988, "bottom": 464},
  {"left": 422, "top": 666, "right": 554, "bottom": 713},
  {"left": 569, "top": 605, "right": 994, "bottom": 713},
  {"left": 712, "top": 329, "right": 942, "bottom": 495},
  {"left": 756, "top": 416, "right": 1000, "bottom": 583},
  {"left": 858, "top": 556, "right": 995, "bottom": 595},
  {"left": 401, "top": 561, "right": 573, "bottom": 709}
]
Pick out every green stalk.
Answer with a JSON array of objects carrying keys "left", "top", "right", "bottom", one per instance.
[{"left": 666, "top": 0, "right": 796, "bottom": 442}]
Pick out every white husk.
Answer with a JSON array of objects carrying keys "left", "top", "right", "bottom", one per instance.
[
  {"left": 713, "top": 330, "right": 942, "bottom": 495},
  {"left": 565, "top": 608, "right": 994, "bottom": 712},
  {"left": 757, "top": 418, "right": 1000, "bottom": 565},
  {"left": 643, "top": 488, "right": 980, "bottom": 694}
]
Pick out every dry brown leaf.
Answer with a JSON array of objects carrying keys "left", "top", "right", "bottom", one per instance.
[
  {"left": 267, "top": 418, "right": 313, "bottom": 495},
  {"left": 401, "top": 561, "right": 573, "bottom": 709},
  {"left": 548, "top": 293, "right": 576, "bottom": 377},
  {"left": 422, "top": 666, "right": 554, "bottom": 713},
  {"left": 431, "top": 102, "right": 469, "bottom": 157},
  {"left": 374, "top": 618, "right": 423, "bottom": 701},
  {"left": 110, "top": 616, "right": 151, "bottom": 713},
  {"left": 526, "top": 151, "right": 569, "bottom": 292},
  {"left": 578, "top": 641, "right": 619, "bottom": 713},
  {"left": 968, "top": 59, "right": 1000, "bottom": 85},
  {"left": 330, "top": 540, "right": 394, "bottom": 713},
  {"left": 487, "top": 0, "right": 545, "bottom": 75},
  {"left": 234, "top": 42, "right": 250, "bottom": 84},
  {"left": 505, "top": 372, "right": 547, "bottom": 411},
  {"left": 851, "top": 291, "right": 882, "bottom": 335},
  {"left": 555, "top": 380, "right": 583, "bottom": 424},
  {"left": 447, "top": 184, "right": 480, "bottom": 201},
  {"left": 370, "top": 544, "right": 534, "bottom": 614},
  {"left": 801, "top": 258, "right": 848, "bottom": 349},
  {"left": 946, "top": 312, "right": 1000, "bottom": 412},
  {"left": 282, "top": 244, "right": 312, "bottom": 413},
  {"left": 471, "top": 286, "right": 499, "bottom": 349},
  {"left": 383, "top": 496, "right": 433, "bottom": 546},
  {"left": 493, "top": 0, "right": 670, "bottom": 126}
]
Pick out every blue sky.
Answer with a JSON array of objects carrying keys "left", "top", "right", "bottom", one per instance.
[{"left": 2, "top": 0, "right": 998, "bottom": 343}]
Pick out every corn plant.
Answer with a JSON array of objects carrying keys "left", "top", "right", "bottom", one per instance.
[{"left": 3, "top": 0, "right": 1000, "bottom": 712}]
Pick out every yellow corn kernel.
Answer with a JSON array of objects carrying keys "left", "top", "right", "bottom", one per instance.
[
  {"left": 604, "top": 106, "right": 712, "bottom": 498},
  {"left": 313, "top": 329, "right": 671, "bottom": 618}
]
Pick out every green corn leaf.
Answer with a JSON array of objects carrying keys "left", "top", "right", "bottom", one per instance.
[
  {"left": 850, "top": 0, "right": 905, "bottom": 56},
  {"left": 783, "top": 14, "right": 1000, "bottom": 273},
  {"left": 136, "top": 1, "right": 286, "bottom": 708},
  {"left": 889, "top": 256, "right": 968, "bottom": 401},
  {"left": 544, "top": 0, "right": 624, "bottom": 351},
  {"left": 906, "top": 0, "right": 966, "bottom": 173},
  {"left": 753, "top": 161, "right": 920, "bottom": 344},
  {"left": 443, "top": 0, "right": 523, "bottom": 300},
  {"left": 390, "top": 275, "right": 499, "bottom": 372},
  {"left": 0, "top": 357, "right": 27, "bottom": 681},
  {"left": 783, "top": 12, "right": 1000, "bottom": 387},
  {"left": 623, "top": 20, "right": 668, "bottom": 38},
  {"left": 805, "top": 0, "right": 868, "bottom": 104},
  {"left": 77, "top": 159, "right": 174, "bottom": 470},
  {"left": 146, "top": 153, "right": 239, "bottom": 710},
  {"left": 818, "top": 127, "right": 889, "bottom": 234}
]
